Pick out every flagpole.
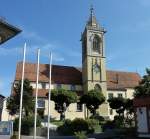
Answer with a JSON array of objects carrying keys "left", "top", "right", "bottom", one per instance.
[
  {"left": 47, "top": 53, "right": 52, "bottom": 139},
  {"left": 18, "top": 43, "right": 26, "bottom": 139},
  {"left": 34, "top": 48, "right": 40, "bottom": 139}
]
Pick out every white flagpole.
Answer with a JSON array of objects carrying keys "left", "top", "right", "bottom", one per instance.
[
  {"left": 34, "top": 48, "right": 40, "bottom": 139},
  {"left": 47, "top": 53, "right": 52, "bottom": 139},
  {"left": 18, "top": 43, "right": 26, "bottom": 139}
]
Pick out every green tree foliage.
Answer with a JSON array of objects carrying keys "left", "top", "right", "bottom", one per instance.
[
  {"left": 108, "top": 97, "right": 125, "bottom": 116},
  {"left": 7, "top": 79, "right": 34, "bottom": 116},
  {"left": 49, "top": 89, "right": 78, "bottom": 120},
  {"left": 80, "top": 90, "right": 105, "bottom": 116},
  {"left": 108, "top": 97, "right": 134, "bottom": 127},
  {"left": 108, "top": 97, "right": 133, "bottom": 116},
  {"left": 134, "top": 68, "right": 150, "bottom": 98},
  {"left": 13, "top": 115, "right": 41, "bottom": 135}
]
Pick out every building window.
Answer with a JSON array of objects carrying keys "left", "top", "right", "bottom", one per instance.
[
  {"left": 37, "top": 99, "right": 45, "bottom": 108},
  {"left": 70, "top": 85, "right": 76, "bottom": 91},
  {"left": 93, "top": 35, "right": 101, "bottom": 53},
  {"left": 57, "top": 84, "right": 62, "bottom": 89},
  {"left": 77, "top": 103, "right": 83, "bottom": 112},
  {"left": 108, "top": 93, "right": 113, "bottom": 99},
  {"left": 118, "top": 93, "right": 123, "bottom": 98},
  {"left": 110, "top": 109, "right": 113, "bottom": 115},
  {"left": 41, "top": 82, "right": 46, "bottom": 89}
]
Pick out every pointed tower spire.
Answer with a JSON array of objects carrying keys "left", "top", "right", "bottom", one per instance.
[{"left": 87, "top": 5, "right": 99, "bottom": 28}]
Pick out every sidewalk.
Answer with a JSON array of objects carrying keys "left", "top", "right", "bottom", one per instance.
[
  {"left": 0, "top": 135, "right": 10, "bottom": 139},
  {"left": 0, "top": 135, "right": 46, "bottom": 139}
]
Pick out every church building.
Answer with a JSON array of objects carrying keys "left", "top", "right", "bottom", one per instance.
[{"left": 13, "top": 7, "right": 140, "bottom": 120}]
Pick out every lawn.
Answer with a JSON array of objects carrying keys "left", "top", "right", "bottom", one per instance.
[{"left": 51, "top": 120, "right": 64, "bottom": 126}]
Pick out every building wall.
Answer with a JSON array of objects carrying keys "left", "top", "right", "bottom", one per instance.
[
  {"left": 44, "top": 99, "right": 85, "bottom": 120},
  {"left": 107, "top": 89, "right": 134, "bottom": 120},
  {"left": 30, "top": 82, "right": 82, "bottom": 91},
  {"left": 1, "top": 99, "right": 10, "bottom": 121},
  {"left": 125, "top": 88, "right": 134, "bottom": 99},
  {"left": 30, "top": 82, "right": 135, "bottom": 120}
]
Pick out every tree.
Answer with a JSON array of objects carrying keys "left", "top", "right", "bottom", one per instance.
[
  {"left": 7, "top": 79, "right": 34, "bottom": 116},
  {"left": 134, "top": 68, "right": 150, "bottom": 98},
  {"left": 48, "top": 89, "right": 78, "bottom": 120},
  {"left": 80, "top": 90, "right": 105, "bottom": 116},
  {"left": 108, "top": 97, "right": 134, "bottom": 127},
  {"left": 108, "top": 97, "right": 125, "bottom": 116}
]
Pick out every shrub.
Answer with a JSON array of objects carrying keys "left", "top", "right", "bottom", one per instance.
[
  {"left": 72, "top": 118, "right": 89, "bottom": 133},
  {"left": 10, "top": 135, "right": 18, "bottom": 139},
  {"left": 57, "top": 118, "right": 96, "bottom": 135},
  {"left": 102, "top": 120, "right": 115, "bottom": 132},
  {"left": 13, "top": 115, "right": 41, "bottom": 135},
  {"left": 86, "top": 119, "right": 99, "bottom": 133},
  {"left": 57, "top": 119, "right": 73, "bottom": 135},
  {"left": 37, "top": 109, "right": 44, "bottom": 119},
  {"left": 75, "top": 131, "right": 87, "bottom": 139},
  {"left": 114, "top": 115, "right": 124, "bottom": 128},
  {"left": 90, "top": 114, "right": 105, "bottom": 124}
]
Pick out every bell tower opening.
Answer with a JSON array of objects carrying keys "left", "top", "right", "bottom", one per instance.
[{"left": 93, "top": 35, "right": 101, "bottom": 54}]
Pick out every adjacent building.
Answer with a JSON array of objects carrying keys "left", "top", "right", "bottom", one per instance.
[
  {"left": 0, "top": 17, "right": 21, "bottom": 45},
  {"left": 13, "top": 7, "right": 140, "bottom": 120},
  {"left": 0, "top": 18, "right": 21, "bottom": 121},
  {"left": 133, "top": 97, "right": 150, "bottom": 138},
  {"left": 0, "top": 94, "right": 5, "bottom": 121}
]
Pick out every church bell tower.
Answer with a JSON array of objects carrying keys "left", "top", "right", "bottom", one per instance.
[{"left": 81, "top": 6, "right": 108, "bottom": 116}]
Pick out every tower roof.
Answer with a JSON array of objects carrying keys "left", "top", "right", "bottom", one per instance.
[{"left": 86, "top": 5, "right": 100, "bottom": 29}]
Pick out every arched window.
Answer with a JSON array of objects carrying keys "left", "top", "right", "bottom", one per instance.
[
  {"left": 93, "top": 35, "right": 101, "bottom": 53},
  {"left": 94, "top": 84, "right": 102, "bottom": 92}
]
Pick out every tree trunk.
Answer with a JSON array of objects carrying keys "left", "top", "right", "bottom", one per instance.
[
  {"left": 60, "top": 112, "right": 65, "bottom": 121},
  {"left": 25, "top": 109, "right": 29, "bottom": 117},
  {"left": 92, "top": 109, "right": 96, "bottom": 116}
]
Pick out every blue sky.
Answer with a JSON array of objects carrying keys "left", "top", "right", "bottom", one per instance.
[{"left": 0, "top": 0, "right": 150, "bottom": 96}]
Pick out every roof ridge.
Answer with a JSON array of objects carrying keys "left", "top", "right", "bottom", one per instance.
[
  {"left": 17, "top": 61, "right": 81, "bottom": 69},
  {"left": 107, "top": 69, "right": 140, "bottom": 75}
]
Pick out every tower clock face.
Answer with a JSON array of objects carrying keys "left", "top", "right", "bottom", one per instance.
[{"left": 93, "top": 64, "right": 100, "bottom": 73}]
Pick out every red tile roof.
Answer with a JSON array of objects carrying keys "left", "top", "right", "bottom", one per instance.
[
  {"left": 15, "top": 62, "right": 141, "bottom": 92},
  {"left": 107, "top": 70, "right": 140, "bottom": 91},
  {"left": 15, "top": 62, "right": 82, "bottom": 85}
]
